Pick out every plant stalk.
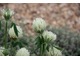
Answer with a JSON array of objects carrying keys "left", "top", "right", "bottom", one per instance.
[
  {"left": 4, "top": 21, "right": 8, "bottom": 48},
  {"left": 40, "top": 35, "right": 45, "bottom": 56}
]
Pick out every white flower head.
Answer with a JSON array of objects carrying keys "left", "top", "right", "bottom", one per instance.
[
  {"left": 42, "top": 31, "right": 57, "bottom": 41},
  {"left": 32, "top": 18, "right": 47, "bottom": 33},
  {"left": 2, "top": 9, "right": 14, "bottom": 20},
  {"left": 47, "top": 47, "right": 62, "bottom": 56},
  {"left": 8, "top": 26, "right": 23, "bottom": 39},
  {"left": 53, "top": 47, "right": 62, "bottom": 56},
  {"left": 16, "top": 48, "right": 30, "bottom": 56},
  {"left": 0, "top": 47, "right": 5, "bottom": 56}
]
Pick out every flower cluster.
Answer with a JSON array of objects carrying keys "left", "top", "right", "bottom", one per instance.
[
  {"left": 32, "top": 18, "right": 62, "bottom": 56},
  {"left": 53, "top": 47, "right": 62, "bottom": 56},
  {"left": 16, "top": 48, "right": 30, "bottom": 56},
  {"left": 32, "top": 18, "right": 47, "bottom": 33},
  {"left": 0, "top": 8, "right": 62, "bottom": 56},
  {"left": 42, "top": 31, "right": 57, "bottom": 41},
  {"left": 8, "top": 25, "right": 23, "bottom": 39},
  {"left": 46, "top": 47, "right": 62, "bottom": 56},
  {"left": 32, "top": 18, "right": 57, "bottom": 41}
]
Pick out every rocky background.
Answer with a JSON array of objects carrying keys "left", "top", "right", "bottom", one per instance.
[{"left": 0, "top": 3, "right": 80, "bottom": 36}]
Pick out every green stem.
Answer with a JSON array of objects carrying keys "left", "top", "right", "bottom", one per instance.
[
  {"left": 10, "top": 39, "right": 14, "bottom": 56},
  {"left": 39, "top": 35, "right": 42, "bottom": 56},
  {"left": 40, "top": 35, "right": 45, "bottom": 56},
  {"left": 40, "top": 44, "right": 42, "bottom": 56},
  {"left": 4, "top": 21, "right": 8, "bottom": 48},
  {"left": 43, "top": 43, "right": 45, "bottom": 55},
  {"left": 10, "top": 39, "right": 12, "bottom": 56}
]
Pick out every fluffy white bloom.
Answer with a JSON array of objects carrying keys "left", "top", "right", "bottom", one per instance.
[
  {"left": 32, "top": 18, "right": 47, "bottom": 33},
  {"left": 8, "top": 26, "right": 23, "bottom": 38},
  {"left": 47, "top": 47, "right": 62, "bottom": 56},
  {"left": 0, "top": 47, "right": 5, "bottom": 56},
  {"left": 42, "top": 31, "right": 57, "bottom": 41},
  {"left": 16, "top": 48, "right": 30, "bottom": 56}
]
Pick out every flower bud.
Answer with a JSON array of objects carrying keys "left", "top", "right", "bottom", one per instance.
[
  {"left": 42, "top": 31, "right": 57, "bottom": 41},
  {"left": 2, "top": 9, "right": 14, "bottom": 20},
  {"left": 16, "top": 48, "right": 30, "bottom": 56},
  {"left": 8, "top": 26, "right": 23, "bottom": 39},
  {"left": 32, "top": 18, "right": 47, "bottom": 33}
]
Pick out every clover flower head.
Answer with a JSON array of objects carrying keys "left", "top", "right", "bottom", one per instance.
[
  {"left": 8, "top": 26, "right": 23, "bottom": 39},
  {"left": 47, "top": 47, "right": 62, "bottom": 56},
  {"left": 32, "top": 18, "right": 47, "bottom": 33},
  {"left": 42, "top": 31, "right": 57, "bottom": 41},
  {"left": 16, "top": 48, "right": 30, "bottom": 56},
  {"left": 53, "top": 47, "right": 62, "bottom": 56}
]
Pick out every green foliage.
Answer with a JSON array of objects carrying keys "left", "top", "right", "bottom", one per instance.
[
  {"left": 48, "top": 26, "right": 80, "bottom": 56},
  {"left": 35, "top": 35, "right": 48, "bottom": 55},
  {"left": 13, "top": 23, "right": 18, "bottom": 37},
  {"left": 0, "top": 8, "right": 28, "bottom": 56},
  {"left": 1, "top": 8, "right": 79, "bottom": 56}
]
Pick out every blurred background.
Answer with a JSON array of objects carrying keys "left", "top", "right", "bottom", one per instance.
[
  {"left": 1, "top": 3, "right": 80, "bottom": 56},
  {"left": 0, "top": 3, "right": 80, "bottom": 36}
]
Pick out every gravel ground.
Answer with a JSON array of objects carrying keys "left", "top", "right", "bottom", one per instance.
[{"left": 0, "top": 3, "right": 80, "bottom": 36}]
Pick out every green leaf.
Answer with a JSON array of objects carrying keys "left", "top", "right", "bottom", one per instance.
[
  {"left": 35, "top": 37, "right": 41, "bottom": 48},
  {"left": 12, "top": 41, "right": 18, "bottom": 47},
  {"left": 18, "top": 41, "right": 23, "bottom": 48},
  {"left": 21, "top": 40, "right": 28, "bottom": 46},
  {"left": 13, "top": 23, "right": 18, "bottom": 36},
  {"left": 53, "top": 45, "right": 62, "bottom": 50},
  {"left": 11, "top": 22, "right": 18, "bottom": 36},
  {"left": 46, "top": 45, "right": 49, "bottom": 52}
]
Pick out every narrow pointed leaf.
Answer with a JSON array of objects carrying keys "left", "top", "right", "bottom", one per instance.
[
  {"left": 13, "top": 23, "right": 18, "bottom": 36},
  {"left": 53, "top": 45, "right": 62, "bottom": 50}
]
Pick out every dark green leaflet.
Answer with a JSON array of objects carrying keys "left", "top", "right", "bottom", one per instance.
[
  {"left": 13, "top": 23, "right": 18, "bottom": 36},
  {"left": 11, "top": 22, "right": 18, "bottom": 36}
]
